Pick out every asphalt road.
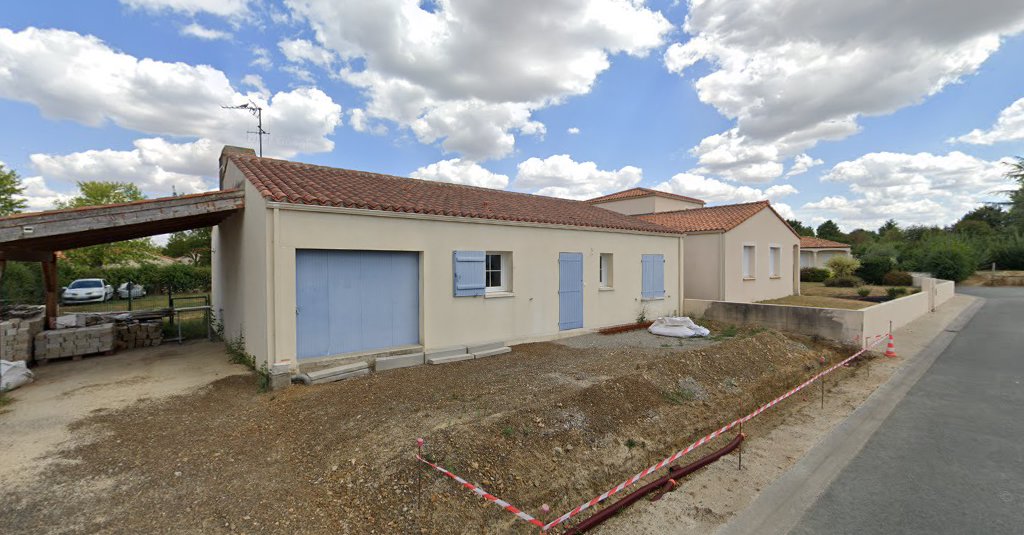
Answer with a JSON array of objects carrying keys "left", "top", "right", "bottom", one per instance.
[{"left": 790, "top": 287, "right": 1024, "bottom": 534}]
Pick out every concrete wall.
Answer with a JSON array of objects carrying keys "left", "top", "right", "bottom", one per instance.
[
  {"left": 260, "top": 203, "right": 682, "bottom": 368},
  {"left": 653, "top": 196, "right": 704, "bottom": 213},
  {"left": 723, "top": 209, "right": 800, "bottom": 302},
  {"left": 212, "top": 168, "right": 271, "bottom": 365},
  {"left": 685, "top": 298, "right": 863, "bottom": 345},
  {"left": 687, "top": 276, "right": 955, "bottom": 346},
  {"left": 682, "top": 233, "right": 722, "bottom": 300},
  {"left": 592, "top": 195, "right": 703, "bottom": 215}
]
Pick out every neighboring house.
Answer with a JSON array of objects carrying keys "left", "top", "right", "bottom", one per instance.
[
  {"left": 213, "top": 148, "right": 683, "bottom": 370},
  {"left": 799, "top": 236, "right": 852, "bottom": 269},
  {"left": 590, "top": 193, "right": 801, "bottom": 303}
]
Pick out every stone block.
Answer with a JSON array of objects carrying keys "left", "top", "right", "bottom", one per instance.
[
  {"left": 310, "top": 368, "right": 369, "bottom": 385},
  {"left": 424, "top": 346, "right": 468, "bottom": 360},
  {"left": 375, "top": 352, "right": 424, "bottom": 371},
  {"left": 427, "top": 353, "right": 474, "bottom": 365},
  {"left": 467, "top": 341, "right": 505, "bottom": 353},
  {"left": 306, "top": 361, "right": 369, "bottom": 382},
  {"left": 472, "top": 347, "right": 511, "bottom": 359}
]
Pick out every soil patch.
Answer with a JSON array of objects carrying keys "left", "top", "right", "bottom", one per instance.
[{"left": 0, "top": 328, "right": 856, "bottom": 534}]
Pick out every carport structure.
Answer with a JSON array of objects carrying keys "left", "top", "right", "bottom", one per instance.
[{"left": 0, "top": 190, "right": 244, "bottom": 326}]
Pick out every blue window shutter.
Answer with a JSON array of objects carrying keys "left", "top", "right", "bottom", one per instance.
[
  {"left": 642, "top": 254, "right": 666, "bottom": 298},
  {"left": 453, "top": 251, "right": 485, "bottom": 296}
]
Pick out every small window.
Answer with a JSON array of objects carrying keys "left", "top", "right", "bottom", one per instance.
[
  {"left": 599, "top": 253, "right": 613, "bottom": 288},
  {"left": 769, "top": 246, "right": 781, "bottom": 277},
  {"left": 485, "top": 252, "right": 511, "bottom": 293},
  {"left": 743, "top": 245, "right": 756, "bottom": 279}
]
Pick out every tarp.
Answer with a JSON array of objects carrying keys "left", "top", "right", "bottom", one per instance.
[{"left": 648, "top": 316, "right": 710, "bottom": 338}]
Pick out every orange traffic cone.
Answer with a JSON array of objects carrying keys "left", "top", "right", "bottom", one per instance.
[{"left": 884, "top": 333, "right": 898, "bottom": 358}]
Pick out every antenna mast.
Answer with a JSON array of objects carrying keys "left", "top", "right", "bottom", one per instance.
[{"left": 221, "top": 101, "right": 269, "bottom": 157}]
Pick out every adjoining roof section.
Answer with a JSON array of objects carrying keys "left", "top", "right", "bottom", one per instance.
[
  {"left": 637, "top": 200, "right": 799, "bottom": 237},
  {"left": 800, "top": 236, "right": 851, "bottom": 249},
  {"left": 227, "top": 154, "right": 679, "bottom": 235},
  {"left": 585, "top": 187, "right": 705, "bottom": 206}
]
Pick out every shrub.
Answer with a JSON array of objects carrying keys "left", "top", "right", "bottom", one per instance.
[
  {"left": 800, "top": 267, "right": 830, "bottom": 282},
  {"left": 856, "top": 287, "right": 871, "bottom": 297},
  {"left": 856, "top": 255, "right": 895, "bottom": 285},
  {"left": 882, "top": 270, "right": 914, "bottom": 286},
  {"left": 989, "top": 238, "right": 1024, "bottom": 270},
  {"left": 886, "top": 287, "right": 908, "bottom": 299},
  {"left": 825, "top": 255, "right": 860, "bottom": 278},
  {"left": 923, "top": 243, "right": 976, "bottom": 282},
  {"left": 824, "top": 275, "right": 863, "bottom": 287}
]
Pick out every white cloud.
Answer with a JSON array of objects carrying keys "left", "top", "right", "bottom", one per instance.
[
  {"left": 16, "top": 176, "right": 71, "bottom": 212},
  {"left": 180, "top": 22, "right": 231, "bottom": 41},
  {"left": 278, "top": 38, "right": 335, "bottom": 68},
  {"left": 348, "top": 108, "right": 387, "bottom": 135},
  {"left": 410, "top": 158, "right": 509, "bottom": 189},
  {"left": 513, "top": 154, "right": 643, "bottom": 199},
  {"left": 652, "top": 172, "right": 797, "bottom": 204},
  {"left": 0, "top": 27, "right": 342, "bottom": 158},
  {"left": 281, "top": 64, "right": 315, "bottom": 83},
  {"left": 802, "top": 151, "right": 1014, "bottom": 229},
  {"left": 241, "top": 74, "right": 269, "bottom": 98},
  {"left": 567, "top": 127, "right": 581, "bottom": 135},
  {"left": 288, "top": 0, "right": 671, "bottom": 159},
  {"left": 251, "top": 46, "right": 273, "bottom": 69},
  {"left": 785, "top": 153, "right": 824, "bottom": 177},
  {"left": 665, "top": 0, "right": 1024, "bottom": 182},
  {"left": 952, "top": 97, "right": 1024, "bottom": 145},
  {"left": 120, "top": 0, "right": 251, "bottom": 18},
  {"left": 30, "top": 138, "right": 218, "bottom": 197}
]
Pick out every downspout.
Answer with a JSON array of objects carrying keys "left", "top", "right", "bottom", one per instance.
[
  {"left": 718, "top": 232, "right": 726, "bottom": 301},
  {"left": 677, "top": 235, "right": 685, "bottom": 315},
  {"left": 269, "top": 206, "right": 279, "bottom": 368}
]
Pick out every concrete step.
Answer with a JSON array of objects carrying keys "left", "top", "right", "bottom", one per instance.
[
  {"left": 467, "top": 341, "right": 505, "bottom": 353},
  {"left": 427, "top": 353, "right": 474, "bottom": 365},
  {"left": 473, "top": 347, "right": 511, "bottom": 359},
  {"left": 309, "top": 368, "right": 369, "bottom": 385},
  {"left": 306, "top": 361, "right": 369, "bottom": 382},
  {"left": 375, "top": 352, "right": 424, "bottom": 371},
  {"left": 425, "top": 345, "right": 468, "bottom": 360}
]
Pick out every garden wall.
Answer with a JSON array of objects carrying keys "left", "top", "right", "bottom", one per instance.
[{"left": 686, "top": 277, "right": 955, "bottom": 346}]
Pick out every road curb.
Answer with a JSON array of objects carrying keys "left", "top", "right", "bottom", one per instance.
[{"left": 715, "top": 296, "right": 986, "bottom": 535}]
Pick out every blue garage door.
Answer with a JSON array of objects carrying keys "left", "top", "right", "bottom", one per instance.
[
  {"left": 558, "top": 252, "right": 584, "bottom": 330},
  {"left": 296, "top": 250, "right": 419, "bottom": 360}
]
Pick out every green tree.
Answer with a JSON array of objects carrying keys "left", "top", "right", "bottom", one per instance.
[
  {"left": 786, "top": 219, "right": 816, "bottom": 236},
  {"left": 816, "top": 220, "right": 845, "bottom": 242},
  {"left": 163, "top": 227, "right": 212, "bottom": 266},
  {"left": 877, "top": 219, "right": 902, "bottom": 241},
  {"left": 56, "top": 181, "right": 156, "bottom": 268},
  {"left": 960, "top": 205, "right": 1007, "bottom": 231},
  {"left": 1005, "top": 157, "right": 1024, "bottom": 231},
  {"left": 0, "top": 163, "right": 28, "bottom": 216}
]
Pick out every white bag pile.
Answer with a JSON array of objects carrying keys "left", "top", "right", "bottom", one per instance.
[
  {"left": 1, "top": 359, "right": 34, "bottom": 392},
  {"left": 648, "top": 316, "right": 710, "bottom": 338}
]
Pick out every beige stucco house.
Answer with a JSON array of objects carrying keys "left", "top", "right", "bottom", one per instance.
[
  {"left": 212, "top": 148, "right": 684, "bottom": 371},
  {"left": 799, "top": 236, "right": 852, "bottom": 268},
  {"left": 589, "top": 190, "right": 801, "bottom": 303}
]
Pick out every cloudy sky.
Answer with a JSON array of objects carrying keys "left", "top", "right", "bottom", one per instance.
[{"left": 2, "top": 0, "right": 1024, "bottom": 231}]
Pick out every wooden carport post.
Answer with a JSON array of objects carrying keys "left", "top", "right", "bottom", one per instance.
[{"left": 41, "top": 253, "right": 58, "bottom": 329}]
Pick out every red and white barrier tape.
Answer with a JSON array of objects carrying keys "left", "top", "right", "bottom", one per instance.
[{"left": 417, "top": 334, "right": 888, "bottom": 532}]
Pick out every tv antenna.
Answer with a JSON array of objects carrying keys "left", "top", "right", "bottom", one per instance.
[{"left": 221, "top": 101, "right": 269, "bottom": 157}]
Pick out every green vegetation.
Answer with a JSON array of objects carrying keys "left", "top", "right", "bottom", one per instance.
[
  {"left": 857, "top": 287, "right": 871, "bottom": 297},
  {"left": 823, "top": 275, "right": 862, "bottom": 288},
  {"left": 882, "top": 271, "right": 914, "bottom": 286},
  {"left": 886, "top": 287, "right": 909, "bottom": 299},
  {"left": 0, "top": 163, "right": 28, "bottom": 216},
  {"left": 825, "top": 255, "right": 860, "bottom": 278},
  {"left": 800, "top": 267, "right": 830, "bottom": 282}
]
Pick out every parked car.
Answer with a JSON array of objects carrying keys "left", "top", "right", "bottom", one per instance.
[
  {"left": 117, "top": 282, "right": 147, "bottom": 299},
  {"left": 61, "top": 278, "right": 114, "bottom": 304}
]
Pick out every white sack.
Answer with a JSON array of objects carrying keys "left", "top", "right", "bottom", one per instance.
[
  {"left": 1, "top": 359, "right": 34, "bottom": 392},
  {"left": 648, "top": 316, "right": 710, "bottom": 338}
]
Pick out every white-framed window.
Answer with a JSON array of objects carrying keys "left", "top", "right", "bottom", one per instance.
[
  {"left": 599, "top": 253, "right": 613, "bottom": 288},
  {"left": 769, "top": 246, "right": 781, "bottom": 278},
  {"left": 742, "top": 245, "right": 756, "bottom": 279},
  {"left": 485, "top": 252, "right": 511, "bottom": 293}
]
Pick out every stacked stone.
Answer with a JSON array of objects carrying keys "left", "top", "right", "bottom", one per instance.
[
  {"left": 116, "top": 321, "right": 163, "bottom": 350},
  {"left": 0, "top": 313, "right": 45, "bottom": 362},
  {"left": 33, "top": 323, "right": 116, "bottom": 362}
]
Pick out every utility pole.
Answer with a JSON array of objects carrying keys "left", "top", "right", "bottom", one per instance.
[{"left": 221, "top": 101, "right": 269, "bottom": 157}]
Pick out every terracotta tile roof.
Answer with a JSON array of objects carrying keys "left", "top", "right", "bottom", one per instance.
[
  {"left": 586, "top": 187, "right": 705, "bottom": 205},
  {"left": 635, "top": 200, "right": 781, "bottom": 233},
  {"left": 800, "top": 236, "right": 850, "bottom": 248},
  {"left": 228, "top": 155, "right": 679, "bottom": 234}
]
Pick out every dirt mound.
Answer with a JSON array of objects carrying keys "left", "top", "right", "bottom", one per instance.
[{"left": 1, "top": 329, "right": 851, "bottom": 534}]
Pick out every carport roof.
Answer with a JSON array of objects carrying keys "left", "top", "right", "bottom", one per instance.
[
  {"left": 0, "top": 189, "right": 244, "bottom": 260},
  {"left": 228, "top": 153, "right": 680, "bottom": 234}
]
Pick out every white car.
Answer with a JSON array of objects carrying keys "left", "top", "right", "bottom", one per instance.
[
  {"left": 117, "top": 282, "right": 147, "bottom": 299},
  {"left": 61, "top": 278, "right": 114, "bottom": 304}
]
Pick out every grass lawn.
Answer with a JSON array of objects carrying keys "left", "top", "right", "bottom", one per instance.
[{"left": 59, "top": 293, "right": 208, "bottom": 314}]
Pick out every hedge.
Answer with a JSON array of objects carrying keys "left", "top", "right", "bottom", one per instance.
[
  {"left": 1, "top": 262, "right": 212, "bottom": 304},
  {"left": 824, "top": 275, "right": 863, "bottom": 288},
  {"left": 882, "top": 270, "right": 914, "bottom": 286},
  {"left": 800, "top": 267, "right": 830, "bottom": 282},
  {"left": 856, "top": 255, "right": 896, "bottom": 285}
]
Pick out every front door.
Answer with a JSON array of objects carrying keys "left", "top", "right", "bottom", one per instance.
[{"left": 558, "top": 252, "right": 584, "bottom": 330}]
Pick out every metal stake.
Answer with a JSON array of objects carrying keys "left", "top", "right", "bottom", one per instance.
[
  {"left": 820, "top": 374, "right": 824, "bottom": 409},
  {"left": 738, "top": 421, "right": 743, "bottom": 470}
]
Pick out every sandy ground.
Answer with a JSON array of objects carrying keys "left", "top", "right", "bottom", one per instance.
[
  {"left": 598, "top": 294, "right": 978, "bottom": 534},
  {"left": 555, "top": 329, "right": 718, "bottom": 350},
  {"left": 0, "top": 341, "right": 249, "bottom": 487}
]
